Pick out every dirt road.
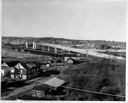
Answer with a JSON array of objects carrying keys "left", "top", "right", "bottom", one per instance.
[{"left": 1, "top": 76, "right": 53, "bottom": 100}]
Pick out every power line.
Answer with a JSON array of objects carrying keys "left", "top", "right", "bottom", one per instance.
[{"left": 61, "top": 86, "right": 125, "bottom": 98}]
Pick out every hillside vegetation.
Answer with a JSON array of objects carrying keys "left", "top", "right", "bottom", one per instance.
[{"left": 60, "top": 58, "right": 125, "bottom": 100}]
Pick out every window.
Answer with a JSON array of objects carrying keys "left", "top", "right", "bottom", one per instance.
[
  {"left": 37, "top": 91, "right": 41, "bottom": 94},
  {"left": 11, "top": 69, "right": 14, "bottom": 73},
  {"left": 11, "top": 75, "right": 14, "bottom": 78},
  {"left": 21, "top": 70, "right": 23, "bottom": 74}
]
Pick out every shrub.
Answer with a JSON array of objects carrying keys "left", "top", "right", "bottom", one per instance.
[{"left": 61, "top": 58, "right": 125, "bottom": 100}]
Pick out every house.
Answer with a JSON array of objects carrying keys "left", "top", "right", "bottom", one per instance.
[
  {"left": 43, "top": 77, "right": 67, "bottom": 96},
  {"left": 99, "top": 44, "right": 112, "bottom": 49},
  {"left": 65, "top": 57, "right": 86, "bottom": 64},
  {"left": 66, "top": 58, "right": 74, "bottom": 64},
  {"left": 27, "top": 63, "right": 40, "bottom": 77},
  {"left": 1, "top": 62, "right": 11, "bottom": 78},
  {"left": 50, "top": 58, "right": 64, "bottom": 67},
  {"left": 10, "top": 62, "right": 29, "bottom": 80},
  {"left": 111, "top": 45, "right": 121, "bottom": 50},
  {"left": 32, "top": 77, "right": 67, "bottom": 98},
  {"left": 32, "top": 84, "right": 49, "bottom": 98},
  {"left": 10, "top": 62, "right": 40, "bottom": 80},
  {"left": 64, "top": 57, "right": 73, "bottom": 64},
  {"left": 40, "top": 62, "right": 51, "bottom": 72},
  {"left": 6, "top": 61, "right": 20, "bottom": 79}
]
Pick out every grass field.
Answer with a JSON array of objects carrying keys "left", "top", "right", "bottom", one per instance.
[
  {"left": 2, "top": 48, "right": 50, "bottom": 62},
  {"left": 2, "top": 48, "right": 44, "bottom": 58}
]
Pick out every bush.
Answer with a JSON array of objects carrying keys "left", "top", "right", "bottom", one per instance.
[{"left": 61, "top": 58, "right": 125, "bottom": 100}]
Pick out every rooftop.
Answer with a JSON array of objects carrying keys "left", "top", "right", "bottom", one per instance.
[
  {"left": 43, "top": 77, "right": 65, "bottom": 88},
  {"left": 14, "top": 62, "right": 31, "bottom": 70},
  {"left": 27, "top": 63, "right": 36, "bottom": 68}
]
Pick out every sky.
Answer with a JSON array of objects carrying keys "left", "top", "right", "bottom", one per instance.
[{"left": 2, "top": 0, "right": 126, "bottom": 41}]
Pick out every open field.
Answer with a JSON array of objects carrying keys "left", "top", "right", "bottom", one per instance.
[
  {"left": 2, "top": 48, "right": 50, "bottom": 62},
  {"left": 2, "top": 48, "right": 45, "bottom": 58}
]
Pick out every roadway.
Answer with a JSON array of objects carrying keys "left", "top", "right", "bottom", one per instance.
[
  {"left": 7, "top": 42, "right": 126, "bottom": 60},
  {"left": 36, "top": 43, "right": 125, "bottom": 60},
  {"left": 1, "top": 76, "right": 54, "bottom": 100}
]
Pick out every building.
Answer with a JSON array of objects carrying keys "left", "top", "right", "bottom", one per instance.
[
  {"left": 5, "top": 61, "right": 19, "bottom": 79},
  {"left": 44, "top": 77, "right": 65, "bottom": 88},
  {"left": 10, "top": 62, "right": 40, "bottom": 80},
  {"left": 1, "top": 62, "right": 11, "bottom": 78},
  {"left": 65, "top": 57, "right": 74, "bottom": 64},
  {"left": 32, "top": 84, "right": 49, "bottom": 98},
  {"left": 64, "top": 57, "right": 74, "bottom": 63},
  {"left": 65, "top": 57, "right": 86, "bottom": 64},
  {"left": 111, "top": 45, "right": 121, "bottom": 50},
  {"left": 31, "top": 77, "right": 67, "bottom": 98},
  {"left": 98, "top": 44, "right": 112, "bottom": 49},
  {"left": 40, "top": 62, "right": 51, "bottom": 72},
  {"left": 27, "top": 63, "right": 40, "bottom": 77}
]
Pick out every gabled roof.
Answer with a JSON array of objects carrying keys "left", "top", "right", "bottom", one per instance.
[
  {"left": 14, "top": 63, "right": 31, "bottom": 70},
  {"left": 44, "top": 77, "right": 65, "bottom": 88},
  {"left": 21, "top": 63, "right": 31, "bottom": 70},
  {"left": 2, "top": 62, "right": 10, "bottom": 70},
  {"left": 2, "top": 62, "right": 9, "bottom": 67}
]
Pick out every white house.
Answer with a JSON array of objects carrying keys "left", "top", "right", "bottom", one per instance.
[
  {"left": 1, "top": 62, "right": 11, "bottom": 78},
  {"left": 10, "top": 62, "right": 39, "bottom": 80}
]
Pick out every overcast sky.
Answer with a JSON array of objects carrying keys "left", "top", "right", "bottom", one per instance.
[{"left": 2, "top": 0, "right": 126, "bottom": 41}]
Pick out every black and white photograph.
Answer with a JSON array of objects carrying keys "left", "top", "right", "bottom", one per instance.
[{"left": 1, "top": 0, "right": 126, "bottom": 101}]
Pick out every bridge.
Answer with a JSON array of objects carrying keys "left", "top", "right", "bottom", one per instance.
[{"left": 9, "top": 42, "right": 125, "bottom": 60}]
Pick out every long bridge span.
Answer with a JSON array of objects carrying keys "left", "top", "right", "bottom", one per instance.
[{"left": 9, "top": 42, "right": 125, "bottom": 60}]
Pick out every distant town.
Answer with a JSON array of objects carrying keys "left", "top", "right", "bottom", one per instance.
[{"left": 1, "top": 36, "right": 126, "bottom": 100}]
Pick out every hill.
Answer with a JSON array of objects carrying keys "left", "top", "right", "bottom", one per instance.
[{"left": 2, "top": 36, "right": 126, "bottom": 49}]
